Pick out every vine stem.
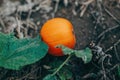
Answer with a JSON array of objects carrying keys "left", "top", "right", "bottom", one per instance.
[{"left": 51, "top": 55, "right": 71, "bottom": 76}]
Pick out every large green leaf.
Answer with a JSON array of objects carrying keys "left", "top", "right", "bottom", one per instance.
[
  {"left": 0, "top": 32, "right": 48, "bottom": 70},
  {"left": 56, "top": 45, "right": 92, "bottom": 63}
]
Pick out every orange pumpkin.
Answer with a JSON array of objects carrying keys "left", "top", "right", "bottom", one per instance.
[{"left": 40, "top": 18, "right": 76, "bottom": 56}]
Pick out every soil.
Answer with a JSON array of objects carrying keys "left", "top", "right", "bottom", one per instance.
[{"left": 0, "top": 0, "right": 120, "bottom": 80}]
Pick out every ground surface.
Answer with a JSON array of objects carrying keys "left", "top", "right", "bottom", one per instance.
[{"left": 0, "top": 0, "right": 120, "bottom": 80}]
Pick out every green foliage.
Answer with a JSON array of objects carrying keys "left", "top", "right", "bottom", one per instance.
[
  {"left": 0, "top": 32, "right": 48, "bottom": 70},
  {"left": 43, "top": 74, "right": 57, "bottom": 80},
  {"left": 43, "top": 60, "right": 73, "bottom": 80},
  {"left": 47, "top": 59, "right": 73, "bottom": 80},
  {"left": 118, "top": 65, "right": 120, "bottom": 77},
  {"left": 43, "top": 45, "right": 92, "bottom": 80},
  {"left": 56, "top": 45, "right": 92, "bottom": 63},
  {"left": 74, "top": 48, "right": 92, "bottom": 63},
  {"left": 58, "top": 67, "right": 72, "bottom": 80}
]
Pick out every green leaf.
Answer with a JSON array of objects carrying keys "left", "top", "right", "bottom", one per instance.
[
  {"left": 75, "top": 48, "right": 92, "bottom": 63},
  {"left": 43, "top": 74, "right": 57, "bottom": 80},
  {"left": 56, "top": 45, "right": 74, "bottom": 55},
  {"left": 58, "top": 67, "right": 72, "bottom": 80},
  {"left": 47, "top": 59, "right": 73, "bottom": 80},
  {"left": 56, "top": 45, "right": 92, "bottom": 63},
  {"left": 46, "top": 57, "right": 73, "bottom": 80},
  {"left": 0, "top": 32, "right": 48, "bottom": 70}
]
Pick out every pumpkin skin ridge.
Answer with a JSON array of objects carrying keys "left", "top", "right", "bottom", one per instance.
[
  {"left": 43, "top": 35, "right": 76, "bottom": 44},
  {"left": 41, "top": 31, "right": 75, "bottom": 43},
  {"left": 40, "top": 18, "right": 73, "bottom": 35},
  {"left": 40, "top": 26, "right": 73, "bottom": 36}
]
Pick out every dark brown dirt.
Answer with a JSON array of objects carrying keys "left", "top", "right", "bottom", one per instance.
[{"left": 0, "top": 0, "right": 120, "bottom": 80}]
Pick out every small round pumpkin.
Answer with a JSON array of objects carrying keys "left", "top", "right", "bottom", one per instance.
[{"left": 40, "top": 18, "right": 76, "bottom": 56}]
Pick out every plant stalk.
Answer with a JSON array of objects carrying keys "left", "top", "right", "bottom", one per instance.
[{"left": 52, "top": 55, "right": 71, "bottom": 76}]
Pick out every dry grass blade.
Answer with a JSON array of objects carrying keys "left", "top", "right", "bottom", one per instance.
[
  {"left": 98, "top": 25, "right": 119, "bottom": 39},
  {"left": 0, "top": 17, "right": 5, "bottom": 31},
  {"left": 104, "top": 7, "right": 120, "bottom": 25},
  {"left": 80, "top": 0, "right": 94, "bottom": 17},
  {"left": 64, "top": 0, "right": 68, "bottom": 7}
]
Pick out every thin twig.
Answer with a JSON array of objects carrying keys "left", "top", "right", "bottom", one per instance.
[
  {"left": 80, "top": 0, "right": 94, "bottom": 17},
  {"left": 16, "top": 16, "right": 23, "bottom": 38},
  {"left": 17, "top": 67, "right": 41, "bottom": 80},
  {"left": 101, "top": 55, "right": 108, "bottom": 80},
  {"left": 0, "top": 17, "right": 5, "bottom": 31},
  {"left": 52, "top": 0, "right": 59, "bottom": 18},
  {"left": 97, "top": 36, "right": 105, "bottom": 45},
  {"left": 92, "top": 44, "right": 115, "bottom": 80},
  {"left": 105, "top": 39, "right": 120, "bottom": 52},
  {"left": 104, "top": 7, "right": 120, "bottom": 25},
  {"left": 98, "top": 25, "right": 119, "bottom": 39},
  {"left": 54, "top": 0, "right": 59, "bottom": 13},
  {"left": 26, "top": 9, "right": 32, "bottom": 28},
  {"left": 114, "top": 44, "right": 120, "bottom": 61}
]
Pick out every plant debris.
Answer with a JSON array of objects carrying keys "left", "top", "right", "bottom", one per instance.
[{"left": 0, "top": 0, "right": 120, "bottom": 80}]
